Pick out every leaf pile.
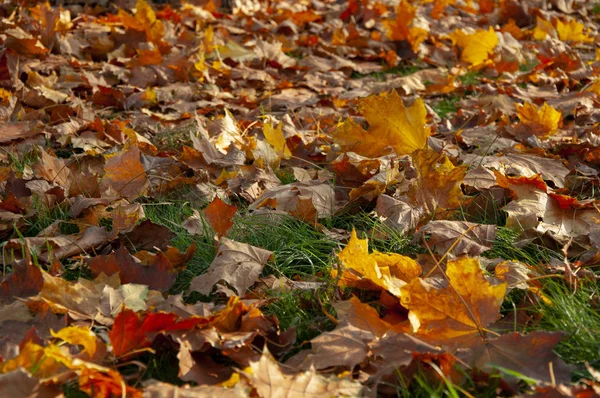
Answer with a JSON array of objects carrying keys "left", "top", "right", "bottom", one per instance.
[{"left": 1, "top": 0, "right": 600, "bottom": 396}]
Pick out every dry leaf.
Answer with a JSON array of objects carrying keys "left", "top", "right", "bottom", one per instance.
[
  {"left": 188, "top": 239, "right": 273, "bottom": 297},
  {"left": 332, "top": 91, "right": 429, "bottom": 157},
  {"left": 420, "top": 220, "right": 497, "bottom": 256}
]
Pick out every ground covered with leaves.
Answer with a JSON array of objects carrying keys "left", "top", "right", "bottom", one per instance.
[{"left": 1, "top": 0, "right": 600, "bottom": 396}]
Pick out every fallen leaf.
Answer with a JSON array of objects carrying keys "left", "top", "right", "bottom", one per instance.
[
  {"left": 401, "top": 257, "right": 507, "bottom": 349},
  {"left": 88, "top": 246, "right": 177, "bottom": 293},
  {"left": 99, "top": 145, "right": 149, "bottom": 200},
  {"left": 188, "top": 239, "right": 273, "bottom": 297},
  {"left": 335, "top": 229, "right": 421, "bottom": 297},
  {"left": 332, "top": 91, "right": 429, "bottom": 157},
  {"left": 201, "top": 197, "right": 238, "bottom": 238},
  {"left": 420, "top": 220, "right": 497, "bottom": 256},
  {"left": 515, "top": 102, "right": 562, "bottom": 138},
  {"left": 450, "top": 27, "right": 498, "bottom": 66},
  {"left": 247, "top": 349, "right": 363, "bottom": 397}
]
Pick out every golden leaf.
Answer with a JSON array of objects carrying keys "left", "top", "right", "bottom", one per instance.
[
  {"left": 408, "top": 148, "right": 467, "bottom": 218},
  {"left": 516, "top": 102, "right": 562, "bottom": 138},
  {"left": 533, "top": 17, "right": 555, "bottom": 40},
  {"left": 556, "top": 19, "right": 593, "bottom": 43},
  {"left": 401, "top": 257, "right": 507, "bottom": 348},
  {"left": 450, "top": 26, "right": 498, "bottom": 67},
  {"left": 332, "top": 90, "right": 429, "bottom": 157},
  {"left": 51, "top": 326, "right": 98, "bottom": 359},
  {"left": 263, "top": 120, "right": 291, "bottom": 159},
  {"left": 383, "top": 1, "right": 428, "bottom": 51},
  {"left": 336, "top": 229, "right": 421, "bottom": 297}
]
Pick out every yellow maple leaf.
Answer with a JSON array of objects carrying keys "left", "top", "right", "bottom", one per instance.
[
  {"left": 332, "top": 90, "right": 429, "bottom": 158},
  {"left": 585, "top": 79, "right": 600, "bottom": 97},
  {"left": 263, "top": 120, "right": 292, "bottom": 160},
  {"left": 450, "top": 26, "right": 498, "bottom": 67},
  {"left": 383, "top": 1, "right": 428, "bottom": 52},
  {"left": 408, "top": 148, "right": 467, "bottom": 218},
  {"left": 0, "top": 342, "right": 60, "bottom": 377},
  {"left": 533, "top": 16, "right": 555, "bottom": 40},
  {"left": 401, "top": 257, "right": 507, "bottom": 348},
  {"left": 51, "top": 326, "right": 99, "bottom": 359},
  {"left": 335, "top": 229, "right": 421, "bottom": 297},
  {"left": 516, "top": 102, "right": 562, "bottom": 138},
  {"left": 556, "top": 19, "right": 593, "bottom": 43}
]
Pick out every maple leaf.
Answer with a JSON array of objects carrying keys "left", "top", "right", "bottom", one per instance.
[
  {"left": 515, "top": 102, "right": 562, "bottom": 138},
  {"left": 247, "top": 348, "right": 363, "bottom": 397},
  {"left": 419, "top": 220, "right": 497, "bottom": 256},
  {"left": 188, "top": 238, "right": 273, "bottom": 297},
  {"left": 335, "top": 229, "right": 421, "bottom": 297},
  {"left": 51, "top": 326, "right": 99, "bottom": 359},
  {"left": 332, "top": 90, "right": 429, "bottom": 158},
  {"left": 408, "top": 149, "right": 467, "bottom": 219},
  {"left": 533, "top": 17, "right": 555, "bottom": 40},
  {"left": 449, "top": 27, "right": 498, "bottom": 67},
  {"left": 0, "top": 258, "right": 43, "bottom": 304},
  {"left": 383, "top": 1, "right": 428, "bottom": 52},
  {"left": 263, "top": 119, "right": 292, "bottom": 160},
  {"left": 99, "top": 145, "right": 149, "bottom": 200},
  {"left": 556, "top": 19, "right": 593, "bottom": 43},
  {"left": 401, "top": 257, "right": 507, "bottom": 350},
  {"left": 88, "top": 245, "right": 178, "bottom": 293},
  {"left": 201, "top": 196, "right": 238, "bottom": 238},
  {"left": 460, "top": 331, "right": 573, "bottom": 386}
]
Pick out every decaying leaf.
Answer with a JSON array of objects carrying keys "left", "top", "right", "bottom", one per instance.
[
  {"left": 420, "top": 220, "right": 497, "bottom": 256},
  {"left": 247, "top": 349, "right": 363, "bottom": 397},
  {"left": 188, "top": 239, "right": 273, "bottom": 297}
]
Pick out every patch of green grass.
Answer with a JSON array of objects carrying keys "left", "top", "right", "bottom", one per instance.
[
  {"left": 142, "top": 199, "right": 216, "bottom": 294},
  {"left": 431, "top": 95, "right": 460, "bottom": 119},
  {"left": 263, "top": 285, "right": 337, "bottom": 354},
  {"left": 231, "top": 213, "right": 338, "bottom": 278},
  {"left": 459, "top": 71, "right": 482, "bottom": 86},
  {"left": 519, "top": 60, "right": 538, "bottom": 72},
  {"left": 275, "top": 167, "right": 296, "bottom": 184},
  {"left": 351, "top": 64, "right": 423, "bottom": 81},
  {"left": 537, "top": 278, "right": 600, "bottom": 370},
  {"left": 4, "top": 149, "right": 39, "bottom": 173},
  {"left": 592, "top": 4, "right": 600, "bottom": 14},
  {"left": 23, "top": 198, "right": 76, "bottom": 237},
  {"left": 325, "top": 211, "right": 422, "bottom": 255},
  {"left": 483, "top": 227, "right": 562, "bottom": 266},
  {"left": 152, "top": 123, "right": 196, "bottom": 150}
]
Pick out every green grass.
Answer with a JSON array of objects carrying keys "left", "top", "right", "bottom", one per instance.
[
  {"left": 458, "top": 71, "right": 482, "bottom": 86},
  {"left": 5, "top": 149, "right": 39, "bottom": 173},
  {"left": 431, "top": 95, "right": 460, "bottom": 119},
  {"left": 537, "top": 278, "right": 600, "bottom": 370},
  {"left": 519, "top": 60, "right": 538, "bottom": 72},
  {"left": 351, "top": 64, "right": 423, "bottom": 81}
]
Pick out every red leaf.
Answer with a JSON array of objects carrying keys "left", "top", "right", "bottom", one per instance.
[{"left": 201, "top": 197, "right": 238, "bottom": 238}]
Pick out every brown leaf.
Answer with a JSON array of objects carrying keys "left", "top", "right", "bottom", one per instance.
[
  {"left": 188, "top": 239, "right": 272, "bottom": 297},
  {"left": 142, "top": 380, "right": 249, "bottom": 398},
  {"left": 459, "top": 331, "right": 573, "bottom": 386},
  {"left": 0, "top": 369, "right": 63, "bottom": 398},
  {"left": 0, "top": 258, "right": 43, "bottom": 304},
  {"left": 247, "top": 349, "right": 363, "bottom": 397},
  {"left": 88, "top": 245, "right": 177, "bottom": 293},
  {"left": 420, "top": 220, "right": 497, "bottom": 256},
  {"left": 99, "top": 145, "right": 149, "bottom": 199},
  {"left": 249, "top": 181, "right": 336, "bottom": 219},
  {"left": 32, "top": 150, "right": 71, "bottom": 189}
]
